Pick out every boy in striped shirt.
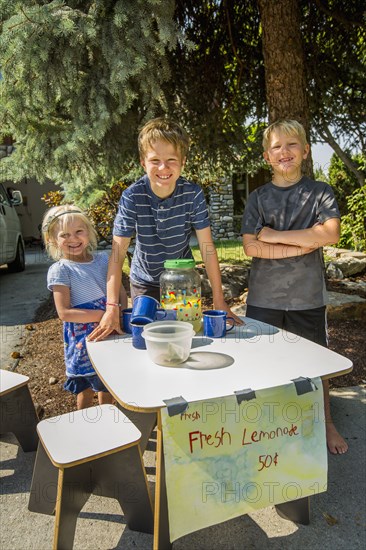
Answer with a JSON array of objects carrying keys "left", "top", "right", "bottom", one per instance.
[{"left": 90, "top": 117, "right": 241, "bottom": 340}]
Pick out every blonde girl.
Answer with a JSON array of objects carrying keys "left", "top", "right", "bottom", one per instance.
[{"left": 42, "top": 205, "right": 126, "bottom": 409}]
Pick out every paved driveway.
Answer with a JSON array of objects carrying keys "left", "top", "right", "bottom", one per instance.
[{"left": 0, "top": 248, "right": 51, "bottom": 368}]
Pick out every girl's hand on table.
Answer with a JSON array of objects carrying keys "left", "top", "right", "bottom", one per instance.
[{"left": 88, "top": 309, "right": 123, "bottom": 342}]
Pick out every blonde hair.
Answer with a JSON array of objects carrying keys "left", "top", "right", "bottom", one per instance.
[
  {"left": 262, "top": 119, "right": 308, "bottom": 150},
  {"left": 138, "top": 117, "right": 190, "bottom": 160},
  {"left": 42, "top": 205, "right": 98, "bottom": 260}
]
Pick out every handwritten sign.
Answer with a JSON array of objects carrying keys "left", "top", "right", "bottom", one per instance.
[{"left": 161, "top": 379, "right": 326, "bottom": 542}]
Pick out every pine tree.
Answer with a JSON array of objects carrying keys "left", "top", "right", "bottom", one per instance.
[{"left": 0, "top": 0, "right": 177, "bottom": 203}]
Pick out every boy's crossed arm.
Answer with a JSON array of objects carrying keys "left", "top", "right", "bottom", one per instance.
[
  {"left": 243, "top": 234, "right": 313, "bottom": 260},
  {"left": 244, "top": 218, "right": 340, "bottom": 260},
  {"left": 257, "top": 218, "right": 340, "bottom": 249}
]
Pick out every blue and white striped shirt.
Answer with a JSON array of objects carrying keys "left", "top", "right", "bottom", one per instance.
[
  {"left": 47, "top": 253, "right": 108, "bottom": 306},
  {"left": 47, "top": 253, "right": 109, "bottom": 378},
  {"left": 113, "top": 175, "right": 210, "bottom": 285}
]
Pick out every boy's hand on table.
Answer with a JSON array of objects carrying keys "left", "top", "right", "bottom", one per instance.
[
  {"left": 88, "top": 310, "right": 123, "bottom": 342},
  {"left": 226, "top": 308, "right": 244, "bottom": 325},
  {"left": 213, "top": 299, "right": 244, "bottom": 325}
]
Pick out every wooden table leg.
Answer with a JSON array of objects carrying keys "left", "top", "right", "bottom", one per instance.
[
  {"left": 154, "top": 411, "right": 172, "bottom": 550},
  {"left": 0, "top": 385, "right": 39, "bottom": 452},
  {"left": 28, "top": 441, "right": 58, "bottom": 515},
  {"left": 91, "top": 444, "right": 154, "bottom": 534},
  {"left": 115, "top": 403, "right": 157, "bottom": 453},
  {"left": 53, "top": 464, "right": 91, "bottom": 550},
  {"left": 275, "top": 496, "right": 310, "bottom": 524}
]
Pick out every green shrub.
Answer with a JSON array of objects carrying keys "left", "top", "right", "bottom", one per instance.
[
  {"left": 338, "top": 186, "right": 366, "bottom": 251},
  {"left": 328, "top": 153, "right": 362, "bottom": 216},
  {"left": 42, "top": 181, "right": 129, "bottom": 241}
]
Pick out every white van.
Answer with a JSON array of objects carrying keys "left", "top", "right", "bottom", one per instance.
[{"left": 0, "top": 183, "right": 25, "bottom": 272}]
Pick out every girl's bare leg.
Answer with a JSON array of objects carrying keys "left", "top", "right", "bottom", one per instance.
[
  {"left": 98, "top": 391, "right": 114, "bottom": 405},
  {"left": 77, "top": 388, "right": 95, "bottom": 410}
]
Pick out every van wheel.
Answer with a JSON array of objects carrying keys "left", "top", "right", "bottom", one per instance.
[{"left": 8, "top": 239, "right": 25, "bottom": 273}]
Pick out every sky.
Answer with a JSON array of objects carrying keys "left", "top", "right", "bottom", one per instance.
[{"left": 311, "top": 141, "right": 334, "bottom": 174}]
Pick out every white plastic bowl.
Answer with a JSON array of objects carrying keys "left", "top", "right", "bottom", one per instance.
[{"left": 142, "top": 321, "right": 195, "bottom": 366}]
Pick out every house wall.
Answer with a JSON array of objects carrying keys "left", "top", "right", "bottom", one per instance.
[
  {"left": 207, "top": 169, "right": 271, "bottom": 239},
  {"left": 0, "top": 141, "right": 59, "bottom": 240},
  {"left": 14, "top": 178, "right": 59, "bottom": 240},
  {"left": 232, "top": 168, "right": 271, "bottom": 216},
  {"left": 208, "top": 181, "right": 235, "bottom": 240}
]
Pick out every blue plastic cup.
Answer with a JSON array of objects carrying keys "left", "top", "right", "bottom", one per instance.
[
  {"left": 131, "top": 321, "right": 149, "bottom": 349},
  {"left": 131, "top": 295, "right": 161, "bottom": 324},
  {"left": 202, "top": 310, "right": 235, "bottom": 338},
  {"left": 122, "top": 308, "right": 133, "bottom": 334}
]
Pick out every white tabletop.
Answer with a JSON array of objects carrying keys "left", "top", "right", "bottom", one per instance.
[
  {"left": 0, "top": 369, "right": 29, "bottom": 396},
  {"left": 86, "top": 317, "right": 352, "bottom": 412}
]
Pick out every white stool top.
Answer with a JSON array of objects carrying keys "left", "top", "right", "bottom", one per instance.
[
  {"left": 37, "top": 404, "right": 142, "bottom": 467},
  {"left": 0, "top": 369, "right": 29, "bottom": 396}
]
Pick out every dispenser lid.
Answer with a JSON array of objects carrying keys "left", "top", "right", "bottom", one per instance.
[{"left": 163, "top": 259, "right": 196, "bottom": 269}]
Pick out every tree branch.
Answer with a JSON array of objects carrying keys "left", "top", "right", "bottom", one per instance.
[
  {"left": 20, "top": 6, "right": 37, "bottom": 25},
  {"left": 224, "top": 0, "right": 244, "bottom": 91},
  {"left": 313, "top": 0, "right": 364, "bottom": 28},
  {"left": 317, "top": 121, "right": 365, "bottom": 187}
]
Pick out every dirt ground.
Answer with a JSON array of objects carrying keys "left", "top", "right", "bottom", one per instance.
[{"left": 15, "top": 277, "right": 365, "bottom": 420}]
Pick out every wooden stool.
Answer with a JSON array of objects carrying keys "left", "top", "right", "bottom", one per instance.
[
  {"left": 0, "top": 369, "right": 39, "bottom": 451},
  {"left": 28, "top": 404, "right": 154, "bottom": 550}
]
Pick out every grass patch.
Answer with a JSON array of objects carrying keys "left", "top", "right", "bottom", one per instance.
[
  {"left": 122, "top": 242, "right": 350, "bottom": 276},
  {"left": 122, "top": 239, "right": 250, "bottom": 276},
  {"left": 192, "top": 239, "right": 250, "bottom": 265},
  {"left": 122, "top": 262, "right": 130, "bottom": 276}
]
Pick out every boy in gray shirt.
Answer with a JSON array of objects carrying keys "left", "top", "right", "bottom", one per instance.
[{"left": 241, "top": 119, "right": 347, "bottom": 454}]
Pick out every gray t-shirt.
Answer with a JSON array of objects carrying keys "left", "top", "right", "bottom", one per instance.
[{"left": 241, "top": 177, "right": 340, "bottom": 310}]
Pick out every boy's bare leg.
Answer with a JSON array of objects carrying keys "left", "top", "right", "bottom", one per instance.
[
  {"left": 323, "top": 379, "right": 348, "bottom": 454},
  {"left": 98, "top": 391, "right": 114, "bottom": 405},
  {"left": 77, "top": 388, "right": 95, "bottom": 410}
]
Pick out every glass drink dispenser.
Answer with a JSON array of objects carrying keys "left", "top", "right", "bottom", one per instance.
[{"left": 160, "top": 259, "right": 202, "bottom": 332}]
